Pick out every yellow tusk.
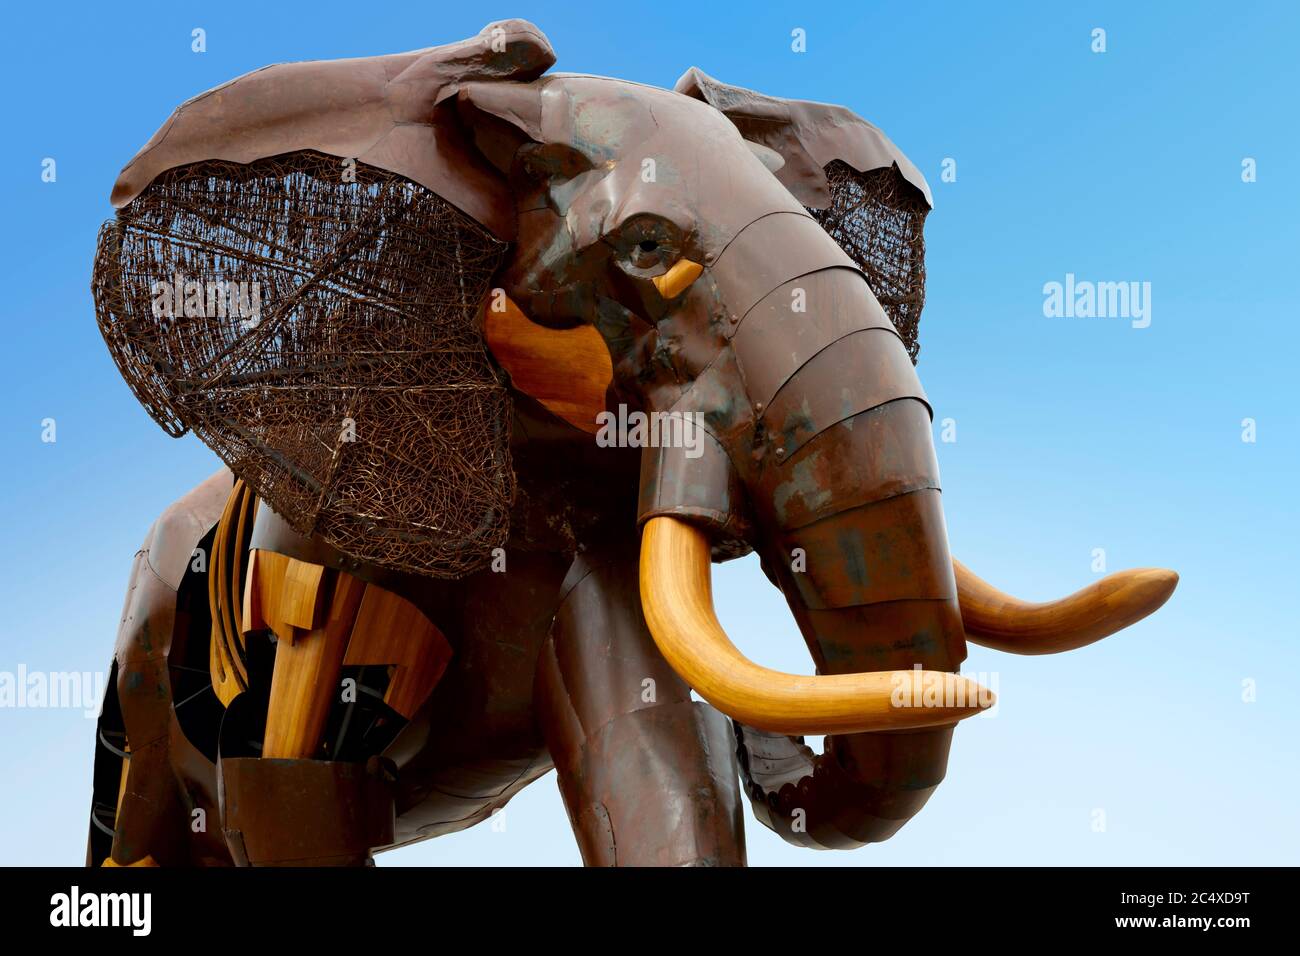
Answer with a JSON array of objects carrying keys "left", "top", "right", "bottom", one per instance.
[
  {"left": 639, "top": 515, "right": 994, "bottom": 735},
  {"left": 651, "top": 259, "right": 704, "bottom": 299},
  {"left": 954, "top": 559, "right": 1178, "bottom": 655}
]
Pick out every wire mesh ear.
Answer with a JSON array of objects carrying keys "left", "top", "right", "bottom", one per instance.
[
  {"left": 675, "top": 67, "right": 932, "bottom": 362},
  {"left": 93, "top": 22, "right": 562, "bottom": 576},
  {"left": 92, "top": 151, "right": 514, "bottom": 578},
  {"left": 808, "top": 162, "right": 928, "bottom": 363}
]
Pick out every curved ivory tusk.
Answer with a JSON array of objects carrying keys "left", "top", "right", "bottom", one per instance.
[
  {"left": 954, "top": 559, "right": 1178, "bottom": 655},
  {"left": 639, "top": 515, "right": 994, "bottom": 735}
]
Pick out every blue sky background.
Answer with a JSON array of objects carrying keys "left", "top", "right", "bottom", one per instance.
[{"left": 1, "top": 0, "right": 1296, "bottom": 866}]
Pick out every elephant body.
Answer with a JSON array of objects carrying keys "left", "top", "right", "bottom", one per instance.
[
  {"left": 86, "top": 20, "right": 1176, "bottom": 867},
  {"left": 91, "top": 397, "right": 749, "bottom": 865}
]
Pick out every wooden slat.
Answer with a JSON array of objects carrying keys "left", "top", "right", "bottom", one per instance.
[
  {"left": 229, "top": 484, "right": 254, "bottom": 652},
  {"left": 279, "top": 557, "right": 328, "bottom": 632},
  {"left": 243, "top": 549, "right": 294, "bottom": 644},
  {"left": 206, "top": 483, "right": 250, "bottom": 702},
  {"left": 344, "top": 584, "right": 452, "bottom": 718},
  {"left": 209, "top": 625, "right": 242, "bottom": 708},
  {"left": 115, "top": 747, "right": 130, "bottom": 825},
  {"left": 207, "top": 487, "right": 232, "bottom": 688},
  {"left": 218, "top": 484, "right": 248, "bottom": 685},
  {"left": 262, "top": 571, "right": 366, "bottom": 759},
  {"left": 242, "top": 548, "right": 265, "bottom": 633}
]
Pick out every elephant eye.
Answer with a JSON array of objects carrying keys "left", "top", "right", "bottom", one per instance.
[
  {"left": 615, "top": 216, "right": 682, "bottom": 277},
  {"left": 631, "top": 240, "right": 664, "bottom": 269}
]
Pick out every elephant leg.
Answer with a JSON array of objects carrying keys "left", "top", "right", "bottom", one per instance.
[
  {"left": 88, "top": 471, "right": 236, "bottom": 868},
  {"left": 535, "top": 539, "right": 746, "bottom": 866}
]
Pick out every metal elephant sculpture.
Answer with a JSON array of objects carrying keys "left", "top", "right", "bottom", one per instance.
[{"left": 86, "top": 20, "right": 1177, "bottom": 866}]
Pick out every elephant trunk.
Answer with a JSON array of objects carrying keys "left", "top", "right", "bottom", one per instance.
[
  {"left": 639, "top": 444, "right": 973, "bottom": 847},
  {"left": 637, "top": 279, "right": 982, "bottom": 844},
  {"left": 734, "top": 722, "right": 956, "bottom": 849},
  {"left": 736, "top": 359, "right": 971, "bottom": 845},
  {"left": 636, "top": 217, "right": 1175, "bottom": 849}
]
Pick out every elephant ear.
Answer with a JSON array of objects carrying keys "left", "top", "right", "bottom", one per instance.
[
  {"left": 91, "top": 21, "right": 553, "bottom": 578},
  {"left": 675, "top": 67, "right": 933, "bottom": 362}
]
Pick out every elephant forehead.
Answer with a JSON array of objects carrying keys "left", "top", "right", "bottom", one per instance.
[
  {"left": 538, "top": 76, "right": 804, "bottom": 250},
  {"left": 541, "top": 75, "right": 737, "bottom": 160}
]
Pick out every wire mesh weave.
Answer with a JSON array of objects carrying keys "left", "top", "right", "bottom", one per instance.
[
  {"left": 809, "top": 161, "right": 929, "bottom": 363},
  {"left": 91, "top": 151, "right": 514, "bottom": 578}
]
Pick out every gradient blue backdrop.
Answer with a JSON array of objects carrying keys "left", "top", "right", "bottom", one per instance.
[{"left": 2, "top": 0, "right": 1296, "bottom": 866}]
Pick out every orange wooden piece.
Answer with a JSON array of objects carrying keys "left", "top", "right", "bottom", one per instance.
[
  {"left": 484, "top": 295, "right": 611, "bottom": 434},
  {"left": 344, "top": 585, "right": 452, "bottom": 718},
  {"left": 279, "top": 557, "right": 328, "bottom": 634},
  {"left": 262, "top": 571, "right": 366, "bottom": 759},
  {"left": 208, "top": 481, "right": 248, "bottom": 704},
  {"left": 249, "top": 544, "right": 454, "bottom": 758},
  {"left": 243, "top": 548, "right": 294, "bottom": 644}
]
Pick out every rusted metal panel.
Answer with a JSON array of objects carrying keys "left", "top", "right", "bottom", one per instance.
[
  {"left": 102, "top": 479, "right": 235, "bottom": 867},
  {"left": 219, "top": 756, "right": 396, "bottom": 866},
  {"left": 675, "top": 67, "right": 934, "bottom": 210},
  {"left": 637, "top": 425, "right": 754, "bottom": 560},
  {"left": 708, "top": 212, "right": 859, "bottom": 326},
  {"left": 778, "top": 490, "right": 958, "bottom": 610},
  {"left": 732, "top": 267, "right": 896, "bottom": 412},
  {"left": 760, "top": 327, "right": 928, "bottom": 464},
  {"left": 755, "top": 398, "right": 940, "bottom": 532},
  {"left": 141, "top": 469, "right": 232, "bottom": 592},
  {"left": 536, "top": 541, "right": 746, "bottom": 866},
  {"left": 110, "top": 20, "right": 555, "bottom": 237},
  {"left": 790, "top": 597, "right": 968, "bottom": 676}
]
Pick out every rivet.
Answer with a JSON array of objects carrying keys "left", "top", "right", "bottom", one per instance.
[{"left": 776, "top": 446, "right": 785, "bottom": 458}]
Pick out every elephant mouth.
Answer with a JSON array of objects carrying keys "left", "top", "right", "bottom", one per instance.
[{"left": 638, "top": 513, "right": 1177, "bottom": 736}]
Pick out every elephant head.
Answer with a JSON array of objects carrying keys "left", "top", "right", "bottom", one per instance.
[{"left": 94, "top": 20, "right": 1178, "bottom": 850}]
